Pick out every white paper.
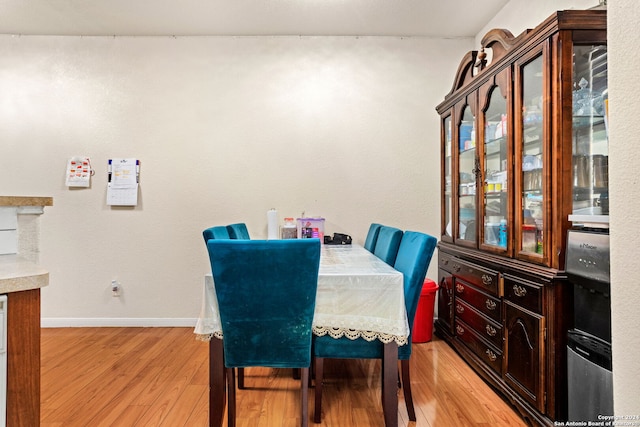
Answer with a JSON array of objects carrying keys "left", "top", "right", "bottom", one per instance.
[
  {"left": 107, "top": 158, "right": 139, "bottom": 206},
  {"left": 65, "top": 156, "right": 92, "bottom": 188},
  {"left": 110, "top": 158, "right": 137, "bottom": 188},
  {"left": 106, "top": 185, "right": 138, "bottom": 206}
]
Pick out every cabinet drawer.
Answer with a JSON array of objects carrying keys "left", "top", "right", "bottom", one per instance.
[
  {"left": 451, "top": 259, "right": 499, "bottom": 295},
  {"left": 455, "top": 299, "right": 503, "bottom": 349},
  {"left": 439, "top": 253, "right": 455, "bottom": 273},
  {"left": 454, "top": 280, "right": 501, "bottom": 323},
  {"left": 504, "top": 277, "right": 542, "bottom": 315},
  {"left": 455, "top": 319, "right": 502, "bottom": 374}
]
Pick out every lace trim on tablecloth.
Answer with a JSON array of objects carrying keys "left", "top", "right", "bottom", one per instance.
[
  {"left": 313, "top": 326, "right": 408, "bottom": 346},
  {"left": 195, "top": 328, "right": 407, "bottom": 346},
  {"left": 195, "top": 331, "right": 223, "bottom": 342}
]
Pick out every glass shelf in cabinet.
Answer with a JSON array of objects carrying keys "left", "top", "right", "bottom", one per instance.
[
  {"left": 486, "top": 112, "right": 506, "bottom": 121},
  {"left": 524, "top": 131, "right": 542, "bottom": 145},
  {"left": 523, "top": 120, "right": 543, "bottom": 130},
  {"left": 459, "top": 146, "right": 477, "bottom": 154},
  {"left": 573, "top": 115, "right": 605, "bottom": 127},
  {"left": 485, "top": 137, "right": 505, "bottom": 155},
  {"left": 523, "top": 121, "right": 542, "bottom": 131},
  {"left": 572, "top": 187, "right": 608, "bottom": 203}
]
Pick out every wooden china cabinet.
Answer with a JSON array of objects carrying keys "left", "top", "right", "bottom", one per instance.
[{"left": 434, "top": 9, "right": 607, "bottom": 426}]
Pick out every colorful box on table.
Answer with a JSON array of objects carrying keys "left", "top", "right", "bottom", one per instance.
[{"left": 297, "top": 218, "right": 325, "bottom": 242}]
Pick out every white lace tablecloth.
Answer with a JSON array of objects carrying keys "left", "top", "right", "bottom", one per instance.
[{"left": 195, "top": 244, "right": 409, "bottom": 346}]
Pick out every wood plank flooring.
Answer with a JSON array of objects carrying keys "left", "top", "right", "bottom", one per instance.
[{"left": 40, "top": 327, "right": 528, "bottom": 426}]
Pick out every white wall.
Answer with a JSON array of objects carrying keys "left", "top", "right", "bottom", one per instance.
[
  {"left": 608, "top": 0, "right": 640, "bottom": 418},
  {"left": 0, "top": 34, "right": 472, "bottom": 325}
]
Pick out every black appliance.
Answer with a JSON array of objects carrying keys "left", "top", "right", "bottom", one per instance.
[{"left": 565, "top": 227, "right": 613, "bottom": 422}]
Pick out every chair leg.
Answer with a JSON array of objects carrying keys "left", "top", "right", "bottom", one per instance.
[
  {"left": 227, "top": 368, "right": 236, "bottom": 427},
  {"left": 237, "top": 368, "right": 245, "bottom": 389},
  {"left": 293, "top": 367, "right": 301, "bottom": 379},
  {"left": 301, "top": 367, "right": 309, "bottom": 427},
  {"left": 313, "top": 358, "right": 324, "bottom": 424},
  {"left": 401, "top": 359, "right": 416, "bottom": 421}
]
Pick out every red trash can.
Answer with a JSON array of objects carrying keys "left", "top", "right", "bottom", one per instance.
[{"left": 412, "top": 279, "right": 439, "bottom": 343}]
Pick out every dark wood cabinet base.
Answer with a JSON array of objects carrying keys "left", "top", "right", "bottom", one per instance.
[
  {"left": 6, "top": 288, "right": 41, "bottom": 427},
  {"left": 436, "top": 322, "right": 554, "bottom": 427},
  {"left": 436, "top": 244, "right": 571, "bottom": 426}
]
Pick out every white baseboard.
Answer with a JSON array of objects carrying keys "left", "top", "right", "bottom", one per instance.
[{"left": 41, "top": 318, "right": 198, "bottom": 328}]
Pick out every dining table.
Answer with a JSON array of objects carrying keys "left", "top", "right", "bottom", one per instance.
[{"left": 194, "top": 243, "right": 409, "bottom": 427}]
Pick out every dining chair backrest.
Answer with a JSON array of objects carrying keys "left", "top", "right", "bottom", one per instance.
[
  {"left": 373, "top": 226, "right": 403, "bottom": 265},
  {"left": 363, "top": 223, "right": 382, "bottom": 252},
  {"left": 227, "top": 223, "right": 250, "bottom": 240},
  {"left": 202, "top": 225, "right": 231, "bottom": 243},
  {"left": 206, "top": 239, "right": 321, "bottom": 368},
  {"left": 394, "top": 231, "right": 438, "bottom": 358}
]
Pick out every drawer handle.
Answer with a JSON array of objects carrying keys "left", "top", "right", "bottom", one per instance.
[
  {"left": 485, "top": 324, "right": 497, "bottom": 337},
  {"left": 486, "top": 349, "right": 497, "bottom": 362},
  {"left": 485, "top": 299, "right": 497, "bottom": 311},
  {"left": 482, "top": 274, "right": 492, "bottom": 285},
  {"left": 513, "top": 285, "right": 527, "bottom": 297},
  {"left": 456, "top": 283, "right": 465, "bottom": 294},
  {"left": 456, "top": 304, "right": 465, "bottom": 314},
  {"left": 456, "top": 325, "right": 465, "bottom": 336}
]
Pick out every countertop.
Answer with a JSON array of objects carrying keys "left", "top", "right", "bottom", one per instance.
[
  {"left": 0, "top": 196, "right": 53, "bottom": 207},
  {"left": 0, "top": 254, "right": 49, "bottom": 294}
]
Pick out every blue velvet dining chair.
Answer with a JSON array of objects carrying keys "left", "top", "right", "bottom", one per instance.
[
  {"left": 363, "top": 223, "right": 382, "bottom": 252},
  {"left": 373, "top": 226, "right": 403, "bottom": 265},
  {"left": 207, "top": 239, "right": 321, "bottom": 427},
  {"left": 313, "top": 231, "right": 437, "bottom": 423},
  {"left": 203, "top": 224, "right": 249, "bottom": 387},
  {"left": 226, "top": 223, "right": 250, "bottom": 240},
  {"left": 203, "top": 225, "right": 231, "bottom": 242}
]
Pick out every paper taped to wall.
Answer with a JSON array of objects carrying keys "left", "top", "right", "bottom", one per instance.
[
  {"left": 65, "top": 156, "right": 92, "bottom": 188},
  {"left": 107, "top": 158, "right": 139, "bottom": 206}
]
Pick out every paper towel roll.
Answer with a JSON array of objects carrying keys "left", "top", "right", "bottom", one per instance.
[{"left": 267, "top": 209, "right": 279, "bottom": 240}]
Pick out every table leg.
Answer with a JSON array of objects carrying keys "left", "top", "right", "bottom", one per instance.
[
  {"left": 209, "top": 338, "right": 226, "bottom": 427},
  {"left": 382, "top": 341, "right": 398, "bottom": 427}
]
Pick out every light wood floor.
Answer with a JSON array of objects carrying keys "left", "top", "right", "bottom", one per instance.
[{"left": 40, "top": 327, "right": 528, "bottom": 426}]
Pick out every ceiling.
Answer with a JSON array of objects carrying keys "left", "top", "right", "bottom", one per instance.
[{"left": 0, "top": 0, "right": 509, "bottom": 38}]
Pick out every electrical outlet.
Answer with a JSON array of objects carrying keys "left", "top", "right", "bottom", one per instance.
[{"left": 111, "top": 280, "right": 119, "bottom": 297}]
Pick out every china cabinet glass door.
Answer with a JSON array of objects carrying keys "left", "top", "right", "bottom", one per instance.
[
  {"left": 443, "top": 115, "right": 453, "bottom": 239},
  {"left": 518, "top": 54, "right": 544, "bottom": 256},
  {"left": 482, "top": 86, "right": 508, "bottom": 249},
  {"left": 572, "top": 44, "right": 608, "bottom": 216},
  {"left": 458, "top": 106, "right": 476, "bottom": 243}
]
